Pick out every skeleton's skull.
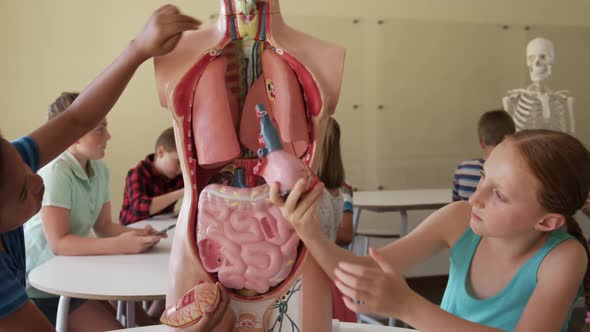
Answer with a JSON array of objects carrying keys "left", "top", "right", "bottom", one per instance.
[{"left": 526, "top": 37, "right": 555, "bottom": 82}]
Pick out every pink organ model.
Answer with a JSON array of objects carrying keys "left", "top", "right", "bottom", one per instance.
[{"left": 154, "top": 0, "right": 345, "bottom": 330}]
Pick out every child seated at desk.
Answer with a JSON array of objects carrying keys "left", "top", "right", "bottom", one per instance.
[
  {"left": 24, "top": 92, "right": 163, "bottom": 328},
  {"left": 119, "top": 127, "right": 184, "bottom": 226}
]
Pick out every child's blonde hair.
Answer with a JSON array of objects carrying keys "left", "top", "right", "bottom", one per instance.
[
  {"left": 48, "top": 92, "right": 79, "bottom": 120},
  {"left": 507, "top": 129, "right": 590, "bottom": 310},
  {"left": 155, "top": 127, "right": 177, "bottom": 153},
  {"left": 318, "top": 117, "right": 344, "bottom": 190}
]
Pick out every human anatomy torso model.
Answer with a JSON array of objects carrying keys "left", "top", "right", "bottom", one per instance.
[{"left": 154, "top": 1, "right": 346, "bottom": 331}]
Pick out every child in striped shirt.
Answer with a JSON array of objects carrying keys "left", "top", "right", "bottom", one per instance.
[{"left": 452, "top": 110, "right": 515, "bottom": 201}]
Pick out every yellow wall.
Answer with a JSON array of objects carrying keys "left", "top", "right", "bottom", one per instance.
[{"left": 1, "top": 2, "right": 589, "bottom": 275}]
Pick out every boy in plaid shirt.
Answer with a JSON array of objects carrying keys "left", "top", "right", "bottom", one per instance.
[{"left": 119, "top": 127, "right": 184, "bottom": 225}]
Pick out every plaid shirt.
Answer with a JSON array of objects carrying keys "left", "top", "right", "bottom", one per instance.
[{"left": 119, "top": 154, "right": 184, "bottom": 225}]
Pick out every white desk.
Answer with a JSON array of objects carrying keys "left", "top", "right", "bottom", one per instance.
[
  {"left": 28, "top": 218, "right": 175, "bottom": 332},
  {"left": 109, "top": 322, "right": 416, "bottom": 331},
  {"left": 353, "top": 189, "right": 451, "bottom": 239}
]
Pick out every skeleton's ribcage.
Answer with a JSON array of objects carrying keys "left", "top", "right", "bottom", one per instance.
[{"left": 513, "top": 94, "right": 569, "bottom": 133}]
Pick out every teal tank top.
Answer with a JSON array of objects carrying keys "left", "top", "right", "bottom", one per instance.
[{"left": 440, "top": 228, "right": 579, "bottom": 332}]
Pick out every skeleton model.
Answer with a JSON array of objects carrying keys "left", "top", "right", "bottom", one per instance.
[{"left": 503, "top": 37, "right": 575, "bottom": 135}]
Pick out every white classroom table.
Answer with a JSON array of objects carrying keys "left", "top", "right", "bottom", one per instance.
[
  {"left": 109, "top": 321, "right": 417, "bottom": 331},
  {"left": 352, "top": 189, "right": 451, "bottom": 326},
  {"left": 353, "top": 189, "right": 452, "bottom": 239},
  {"left": 28, "top": 217, "right": 175, "bottom": 332}
]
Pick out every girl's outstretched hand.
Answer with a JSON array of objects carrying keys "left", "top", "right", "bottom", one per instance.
[
  {"left": 335, "top": 247, "right": 415, "bottom": 319},
  {"left": 269, "top": 178, "right": 325, "bottom": 241}
]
